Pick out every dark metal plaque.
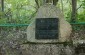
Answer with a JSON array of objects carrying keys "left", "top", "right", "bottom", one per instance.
[{"left": 35, "top": 18, "right": 59, "bottom": 39}]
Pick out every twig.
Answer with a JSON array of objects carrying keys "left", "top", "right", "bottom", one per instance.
[{"left": 77, "top": 4, "right": 82, "bottom": 10}]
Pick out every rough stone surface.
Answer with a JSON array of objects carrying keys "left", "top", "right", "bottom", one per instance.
[
  {"left": 0, "top": 28, "right": 85, "bottom": 55},
  {"left": 20, "top": 44, "right": 74, "bottom": 55},
  {"left": 27, "top": 4, "right": 72, "bottom": 43}
]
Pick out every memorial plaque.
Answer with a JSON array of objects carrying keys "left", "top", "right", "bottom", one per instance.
[{"left": 35, "top": 18, "right": 59, "bottom": 39}]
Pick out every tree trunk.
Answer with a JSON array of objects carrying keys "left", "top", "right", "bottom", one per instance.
[
  {"left": 61, "top": 0, "right": 64, "bottom": 12},
  {"left": 35, "top": 0, "right": 39, "bottom": 8},
  {"left": 46, "top": 0, "right": 52, "bottom": 3},
  {"left": 0, "top": 0, "right": 4, "bottom": 12},
  {"left": 35, "top": 0, "right": 59, "bottom": 8},
  {"left": 35, "top": 0, "right": 46, "bottom": 8},
  {"left": 53, "top": 0, "right": 58, "bottom": 5},
  {"left": 0, "top": 0, "right": 1, "bottom": 11},
  {"left": 71, "top": 0, "right": 77, "bottom": 23}
]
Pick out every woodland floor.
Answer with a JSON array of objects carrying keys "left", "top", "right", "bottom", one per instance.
[{"left": 0, "top": 26, "right": 85, "bottom": 55}]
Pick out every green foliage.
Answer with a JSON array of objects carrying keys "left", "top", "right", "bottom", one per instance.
[
  {"left": 82, "top": 0, "right": 85, "bottom": 9},
  {"left": 77, "top": 0, "right": 85, "bottom": 22},
  {"left": 0, "top": 0, "right": 85, "bottom": 24},
  {"left": 63, "top": 0, "right": 85, "bottom": 22},
  {"left": 78, "top": 10, "right": 85, "bottom": 22},
  {"left": 0, "top": 0, "right": 36, "bottom": 24},
  {"left": 0, "top": 12, "right": 4, "bottom": 18},
  {"left": 65, "top": 10, "right": 71, "bottom": 22},
  {"left": 0, "top": 18, "right": 7, "bottom": 24}
]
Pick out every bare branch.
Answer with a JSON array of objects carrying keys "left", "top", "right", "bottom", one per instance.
[{"left": 35, "top": 0, "right": 39, "bottom": 8}]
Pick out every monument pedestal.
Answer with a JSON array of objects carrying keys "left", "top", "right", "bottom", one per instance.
[{"left": 21, "top": 44, "right": 74, "bottom": 55}]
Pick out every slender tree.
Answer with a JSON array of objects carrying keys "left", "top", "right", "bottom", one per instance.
[
  {"left": 46, "top": 0, "right": 58, "bottom": 5},
  {"left": 35, "top": 0, "right": 39, "bottom": 8},
  {"left": 0, "top": 0, "right": 4, "bottom": 33},
  {"left": 53, "top": 0, "right": 58, "bottom": 5},
  {"left": 1, "top": 0, "right": 4, "bottom": 12},
  {"left": 71, "top": 0, "right": 77, "bottom": 23},
  {"left": 35, "top": 0, "right": 58, "bottom": 7},
  {"left": 61, "top": 0, "right": 64, "bottom": 12}
]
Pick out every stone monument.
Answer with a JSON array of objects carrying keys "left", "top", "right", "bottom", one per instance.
[
  {"left": 27, "top": 4, "right": 72, "bottom": 43},
  {"left": 21, "top": 4, "right": 73, "bottom": 55}
]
